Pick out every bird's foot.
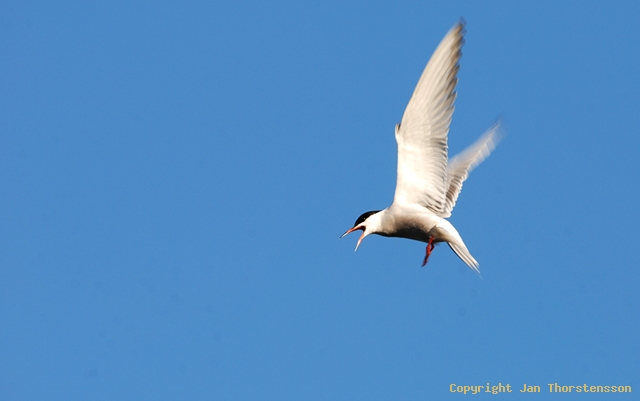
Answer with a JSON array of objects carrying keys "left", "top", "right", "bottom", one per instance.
[{"left": 421, "top": 237, "right": 435, "bottom": 267}]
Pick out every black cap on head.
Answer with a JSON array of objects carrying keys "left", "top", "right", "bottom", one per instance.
[{"left": 354, "top": 210, "right": 381, "bottom": 227}]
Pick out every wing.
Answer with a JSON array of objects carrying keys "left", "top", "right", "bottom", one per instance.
[
  {"left": 440, "top": 120, "right": 502, "bottom": 218},
  {"left": 393, "top": 22, "right": 464, "bottom": 214}
]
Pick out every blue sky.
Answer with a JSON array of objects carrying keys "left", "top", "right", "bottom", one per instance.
[{"left": 1, "top": 1, "right": 639, "bottom": 400}]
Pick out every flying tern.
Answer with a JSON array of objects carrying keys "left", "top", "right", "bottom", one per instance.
[{"left": 341, "top": 21, "right": 501, "bottom": 274}]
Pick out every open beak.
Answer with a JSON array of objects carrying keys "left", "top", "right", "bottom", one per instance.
[{"left": 340, "top": 226, "right": 366, "bottom": 251}]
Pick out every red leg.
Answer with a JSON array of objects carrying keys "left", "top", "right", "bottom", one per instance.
[{"left": 422, "top": 237, "right": 435, "bottom": 267}]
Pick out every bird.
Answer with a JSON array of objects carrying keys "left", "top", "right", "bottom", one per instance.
[{"left": 341, "top": 21, "right": 501, "bottom": 274}]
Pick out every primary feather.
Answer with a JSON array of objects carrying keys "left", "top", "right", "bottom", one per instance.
[
  {"left": 441, "top": 120, "right": 502, "bottom": 218},
  {"left": 393, "top": 22, "right": 464, "bottom": 213}
]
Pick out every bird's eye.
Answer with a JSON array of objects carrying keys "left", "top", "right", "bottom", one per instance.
[{"left": 355, "top": 210, "right": 380, "bottom": 226}]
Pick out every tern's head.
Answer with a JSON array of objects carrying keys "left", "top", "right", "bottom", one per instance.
[{"left": 340, "top": 210, "right": 383, "bottom": 251}]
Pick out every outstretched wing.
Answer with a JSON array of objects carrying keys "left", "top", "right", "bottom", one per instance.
[
  {"left": 440, "top": 120, "right": 502, "bottom": 218},
  {"left": 393, "top": 22, "right": 465, "bottom": 213}
]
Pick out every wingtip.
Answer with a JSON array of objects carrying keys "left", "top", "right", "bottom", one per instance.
[
  {"left": 454, "top": 20, "right": 466, "bottom": 49},
  {"left": 492, "top": 116, "right": 507, "bottom": 140},
  {"left": 455, "top": 18, "right": 467, "bottom": 40},
  {"left": 483, "top": 118, "right": 506, "bottom": 149}
]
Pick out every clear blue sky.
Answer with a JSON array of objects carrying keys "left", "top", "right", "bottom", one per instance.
[{"left": 1, "top": 1, "right": 638, "bottom": 400}]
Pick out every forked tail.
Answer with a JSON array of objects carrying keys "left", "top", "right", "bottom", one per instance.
[{"left": 448, "top": 242, "right": 480, "bottom": 275}]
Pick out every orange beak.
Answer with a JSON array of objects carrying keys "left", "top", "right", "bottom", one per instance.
[{"left": 340, "top": 226, "right": 366, "bottom": 251}]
